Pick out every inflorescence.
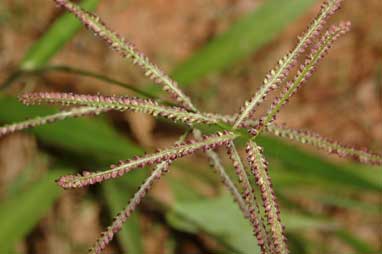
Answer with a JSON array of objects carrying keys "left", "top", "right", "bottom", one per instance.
[{"left": 1, "top": 0, "right": 381, "bottom": 254}]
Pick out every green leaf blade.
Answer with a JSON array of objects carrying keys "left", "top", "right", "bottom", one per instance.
[
  {"left": 0, "top": 169, "right": 69, "bottom": 252},
  {"left": 20, "top": 0, "right": 100, "bottom": 71},
  {"left": 171, "top": 0, "right": 316, "bottom": 86}
]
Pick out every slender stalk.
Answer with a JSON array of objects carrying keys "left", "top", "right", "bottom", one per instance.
[
  {"left": 226, "top": 141, "right": 270, "bottom": 254},
  {"left": 53, "top": 0, "right": 196, "bottom": 111},
  {"left": 0, "top": 65, "right": 157, "bottom": 99},
  {"left": 246, "top": 141, "right": 288, "bottom": 254},
  {"left": 0, "top": 106, "right": 104, "bottom": 137},
  {"left": 56, "top": 131, "right": 237, "bottom": 189},
  {"left": 89, "top": 161, "right": 171, "bottom": 254},
  {"left": 234, "top": 0, "right": 343, "bottom": 128},
  {"left": 36, "top": 65, "right": 156, "bottom": 99},
  {"left": 20, "top": 92, "right": 218, "bottom": 125},
  {"left": 0, "top": 70, "right": 23, "bottom": 91},
  {"left": 250, "top": 22, "right": 351, "bottom": 138},
  {"left": 190, "top": 113, "right": 382, "bottom": 165},
  {"left": 192, "top": 129, "right": 249, "bottom": 216},
  {"left": 266, "top": 124, "right": 382, "bottom": 165}
]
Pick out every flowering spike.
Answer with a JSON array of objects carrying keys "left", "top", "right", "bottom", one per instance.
[
  {"left": 266, "top": 124, "right": 382, "bottom": 165},
  {"left": 50, "top": 3, "right": 240, "bottom": 212},
  {"left": 246, "top": 141, "right": 288, "bottom": 254},
  {"left": 200, "top": 114, "right": 382, "bottom": 166},
  {"left": 0, "top": 107, "right": 105, "bottom": 138},
  {"left": 48, "top": 5, "right": 240, "bottom": 222},
  {"left": 226, "top": 141, "right": 270, "bottom": 254},
  {"left": 89, "top": 161, "right": 171, "bottom": 254},
  {"left": 234, "top": 0, "right": 343, "bottom": 128},
  {"left": 56, "top": 131, "right": 237, "bottom": 189},
  {"left": 250, "top": 21, "right": 351, "bottom": 137},
  {"left": 53, "top": 0, "right": 196, "bottom": 111},
  {"left": 47, "top": 8, "right": 249, "bottom": 252},
  {"left": 20, "top": 92, "right": 218, "bottom": 125}
]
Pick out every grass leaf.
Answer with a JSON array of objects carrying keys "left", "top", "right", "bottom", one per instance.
[
  {"left": 167, "top": 194, "right": 337, "bottom": 254},
  {"left": 20, "top": 0, "right": 100, "bottom": 71},
  {"left": 171, "top": 0, "right": 316, "bottom": 86},
  {"left": 0, "top": 168, "right": 69, "bottom": 252}
]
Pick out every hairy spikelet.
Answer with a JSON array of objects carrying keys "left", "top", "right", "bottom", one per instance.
[
  {"left": 0, "top": 107, "right": 104, "bottom": 137},
  {"left": 194, "top": 110, "right": 382, "bottom": 166},
  {"left": 89, "top": 161, "right": 171, "bottom": 254},
  {"left": 205, "top": 114, "right": 382, "bottom": 166},
  {"left": 226, "top": 141, "right": 270, "bottom": 254},
  {"left": 53, "top": 0, "right": 196, "bottom": 111},
  {"left": 56, "top": 131, "right": 236, "bottom": 189},
  {"left": 246, "top": 141, "right": 288, "bottom": 254},
  {"left": 266, "top": 124, "right": 382, "bottom": 165},
  {"left": 20, "top": 92, "right": 216, "bottom": 125},
  {"left": 249, "top": 21, "right": 351, "bottom": 137},
  {"left": 233, "top": 0, "right": 343, "bottom": 128}
]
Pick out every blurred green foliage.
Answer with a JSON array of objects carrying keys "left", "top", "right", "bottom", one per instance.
[
  {"left": 20, "top": 0, "right": 100, "bottom": 70},
  {"left": 0, "top": 169, "right": 69, "bottom": 252}
]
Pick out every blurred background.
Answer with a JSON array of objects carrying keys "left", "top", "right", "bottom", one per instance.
[{"left": 0, "top": 0, "right": 381, "bottom": 253}]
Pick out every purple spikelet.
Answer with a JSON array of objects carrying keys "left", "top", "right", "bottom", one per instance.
[
  {"left": 56, "top": 131, "right": 236, "bottom": 189},
  {"left": 249, "top": 21, "right": 351, "bottom": 137},
  {"left": 226, "top": 141, "right": 270, "bottom": 254},
  {"left": 53, "top": 0, "right": 196, "bottom": 111},
  {"left": 266, "top": 124, "right": 382, "bottom": 165},
  {"left": 233, "top": 0, "right": 344, "bottom": 128},
  {"left": 295, "top": 0, "right": 343, "bottom": 49},
  {"left": 89, "top": 161, "right": 171, "bottom": 254},
  {"left": 0, "top": 107, "right": 105, "bottom": 138},
  {"left": 20, "top": 92, "right": 216, "bottom": 125},
  {"left": 246, "top": 141, "right": 288, "bottom": 254}
]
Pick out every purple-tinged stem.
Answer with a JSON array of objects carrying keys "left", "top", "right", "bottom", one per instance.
[
  {"left": 192, "top": 129, "right": 249, "bottom": 217},
  {"left": 89, "top": 161, "right": 171, "bottom": 254},
  {"left": 20, "top": 92, "right": 217, "bottom": 125},
  {"left": 53, "top": 0, "right": 196, "bottom": 111},
  {"left": 197, "top": 112, "right": 382, "bottom": 166},
  {"left": 246, "top": 141, "right": 288, "bottom": 254},
  {"left": 226, "top": 141, "right": 270, "bottom": 254},
  {"left": 234, "top": 0, "right": 343, "bottom": 128},
  {"left": 56, "top": 131, "right": 237, "bottom": 189},
  {"left": 0, "top": 106, "right": 105, "bottom": 137},
  {"left": 249, "top": 21, "right": 351, "bottom": 138},
  {"left": 266, "top": 124, "right": 382, "bottom": 166}
]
